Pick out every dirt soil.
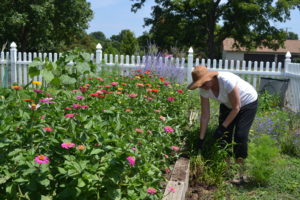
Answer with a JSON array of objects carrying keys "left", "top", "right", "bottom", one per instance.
[{"left": 185, "top": 181, "right": 217, "bottom": 200}]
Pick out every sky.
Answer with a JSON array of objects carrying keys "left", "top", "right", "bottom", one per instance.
[{"left": 86, "top": 0, "right": 300, "bottom": 39}]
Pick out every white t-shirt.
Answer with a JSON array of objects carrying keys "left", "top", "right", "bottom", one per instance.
[{"left": 199, "top": 72, "right": 258, "bottom": 108}]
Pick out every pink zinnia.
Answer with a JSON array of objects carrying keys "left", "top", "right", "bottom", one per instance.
[
  {"left": 132, "top": 147, "right": 137, "bottom": 151},
  {"left": 177, "top": 89, "right": 184, "bottom": 93},
  {"left": 43, "top": 127, "right": 53, "bottom": 132},
  {"left": 127, "top": 93, "right": 138, "bottom": 98},
  {"left": 154, "top": 110, "right": 161, "bottom": 113},
  {"left": 125, "top": 109, "right": 132, "bottom": 112},
  {"left": 34, "top": 155, "right": 49, "bottom": 164},
  {"left": 65, "top": 107, "right": 72, "bottom": 110},
  {"left": 73, "top": 104, "right": 81, "bottom": 109},
  {"left": 164, "top": 126, "right": 174, "bottom": 133},
  {"left": 164, "top": 81, "right": 170, "bottom": 85},
  {"left": 65, "top": 113, "right": 75, "bottom": 118},
  {"left": 167, "top": 97, "right": 175, "bottom": 102},
  {"left": 111, "top": 82, "right": 118, "bottom": 86},
  {"left": 126, "top": 156, "right": 135, "bottom": 166},
  {"left": 80, "top": 105, "right": 89, "bottom": 109},
  {"left": 61, "top": 142, "right": 76, "bottom": 149},
  {"left": 76, "top": 96, "right": 85, "bottom": 100},
  {"left": 33, "top": 89, "right": 43, "bottom": 93},
  {"left": 39, "top": 98, "right": 55, "bottom": 103},
  {"left": 169, "top": 186, "right": 176, "bottom": 193},
  {"left": 147, "top": 187, "right": 157, "bottom": 194},
  {"left": 171, "top": 146, "right": 180, "bottom": 151}
]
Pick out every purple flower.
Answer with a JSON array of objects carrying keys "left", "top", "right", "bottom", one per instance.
[{"left": 39, "top": 98, "right": 55, "bottom": 103}]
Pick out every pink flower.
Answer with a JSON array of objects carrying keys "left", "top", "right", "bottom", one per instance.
[
  {"left": 43, "top": 127, "right": 53, "bottom": 132},
  {"left": 147, "top": 97, "right": 153, "bottom": 101},
  {"left": 125, "top": 109, "right": 132, "bottom": 112},
  {"left": 132, "top": 147, "right": 137, "bottom": 151},
  {"left": 111, "top": 82, "right": 118, "bottom": 86},
  {"left": 105, "top": 85, "right": 111, "bottom": 88},
  {"left": 39, "top": 98, "right": 55, "bottom": 103},
  {"left": 154, "top": 110, "right": 161, "bottom": 113},
  {"left": 72, "top": 89, "right": 79, "bottom": 93},
  {"left": 164, "top": 126, "right": 174, "bottom": 133},
  {"left": 76, "top": 96, "right": 85, "bottom": 100},
  {"left": 80, "top": 86, "right": 88, "bottom": 93},
  {"left": 96, "top": 90, "right": 103, "bottom": 94},
  {"left": 169, "top": 186, "right": 176, "bottom": 193},
  {"left": 147, "top": 187, "right": 157, "bottom": 194},
  {"left": 164, "top": 81, "right": 170, "bottom": 85},
  {"left": 127, "top": 93, "right": 138, "bottom": 98},
  {"left": 167, "top": 97, "right": 175, "bottom": 102},
  {"left": 65, "top": 113, "right": 75, "bottom": 118},
  {"left": 73, "top": 104, "right": 81, "bottom": 109},
  {"left": 136, "top": 83, "right": 144, "bottom": 87},
  {"left": 171, "top": 146, "right": 180, "bottom": 151},
  {"left": 61, "top": 142, "right": 76, "bottom": 149},
  {"left": 65, "top": 107, "right": 72, "bottom": 110},
  {"left": 177, "top": 89, "right": 184, "bottom": 93},
  {"left": 126, "top": 156, "right": 135, "bottom": 166},
  {"left": 164, "top": 154, "right": 169, "bottom": 159},
  {"left": 34, "top": 155, "right": 49, "bottom": 164},
  {"left": 33, "top": 89, "right": 43, "bottom": 93},
  {"left": 102, "top": 110, "right": 107, "bottom": 112},
  {"left": 80, "top": 105, "right": 89, "bottom": 109},
  {"left": 135, "top": 128, "right": 144, "bottom": 133}
]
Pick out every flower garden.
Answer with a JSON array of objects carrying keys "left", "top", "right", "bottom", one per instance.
[
  {"left": 0, "top": 62, "right": 195, "bottom": 199},
  {"left": 1, "top": 50, "right": 300, "bottom": 199}
]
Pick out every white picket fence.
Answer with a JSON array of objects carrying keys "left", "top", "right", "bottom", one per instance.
[{"left": 1, "top": 42, "right": 300, "bottom": 112}]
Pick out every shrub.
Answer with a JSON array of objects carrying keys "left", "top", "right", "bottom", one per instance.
[{"left": 247, "top": 135, "right": 284, "bottom": 185}]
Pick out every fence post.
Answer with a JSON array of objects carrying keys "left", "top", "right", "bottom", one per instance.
[
  {"left": 284, "top": 51, "right": 291, "bottom": 74},
  {"left": 96, "top": 43, "right": 102, "bottom": 64},
  {"left": 9, "top": 42, "right": 17, "bottom": 87},
  {"left": 187, "top": 47, "right": 194, "bottom": 84}
]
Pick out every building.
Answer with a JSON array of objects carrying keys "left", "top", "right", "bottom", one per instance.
[{"left": 222, "top": 38, "right": 300, "bottom": 65}]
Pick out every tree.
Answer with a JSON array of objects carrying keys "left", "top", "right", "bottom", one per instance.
[
  {"left": 110, "top": 30, "right": 139, "bottom": 55},
  {"left": 90, "top": 31, "right": 107, "bottom": 42},
  {"left": 130, "top": 0, "right": 300, "bottom": 59},
  {"left": 0, "top": 0, "right": 93, "bottom": 52},
  {"left": 286, "top": 32, "right": 299, "bottom": 40}
]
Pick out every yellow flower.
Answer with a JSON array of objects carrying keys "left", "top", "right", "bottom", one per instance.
[
  {"left": 32, "top": 81, "right": 42, "bottom": 85},
  {"left": 175, "top": 84, "right": 180, "bottom": 87},
  {"left": 117, "top": 88, "right": 123, "bottom": 90}
]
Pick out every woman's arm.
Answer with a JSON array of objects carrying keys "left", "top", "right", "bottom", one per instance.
[
  {"left": 222, "top": 85, "right": 241, "bottom": 128},
  {"left": 200, "top": 96, "right": 210, "bottom": 139}
]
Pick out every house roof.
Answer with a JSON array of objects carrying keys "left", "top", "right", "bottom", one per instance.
[{"left": 223, "top": 38, "right": 300, "bottom": 53}]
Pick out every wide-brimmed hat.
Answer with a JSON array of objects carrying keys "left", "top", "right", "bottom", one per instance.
[{"left": 187, "top": 65, "right": 218, "bottom": 90}]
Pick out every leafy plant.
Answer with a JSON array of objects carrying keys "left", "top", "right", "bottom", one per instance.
[
  {"left": 247, "top": 135, "right": 284, "bottom": 185},
  {"left": 28, "top": 48, "right": 96, "bottom": 89}
]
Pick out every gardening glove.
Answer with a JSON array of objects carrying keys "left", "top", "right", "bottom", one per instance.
[
  {"left": 214, "top": 125, "right": 227, "bottom": 139},
  {"left": 198, "top": 138, "right": 205, "bottom": 150}
]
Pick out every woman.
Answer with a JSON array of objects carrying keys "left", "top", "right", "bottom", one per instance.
[{"left": 187, "top": 65, "right": 258, "bottom": 184}]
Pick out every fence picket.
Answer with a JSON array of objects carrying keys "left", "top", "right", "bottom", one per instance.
[
  {"left": 218, "top": 59, "right": 223, "bottom": 70},
  {"left": 201, "top": 58, "right": 205, "bottom": 66}
]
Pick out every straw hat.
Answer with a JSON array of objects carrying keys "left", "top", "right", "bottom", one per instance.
[{"left": 187, "top": 66, "right": 218, "bottom": 90}]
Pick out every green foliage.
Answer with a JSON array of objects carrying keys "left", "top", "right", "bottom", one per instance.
[
  {"left": 247, "top": 135, "right": 284, "bottom": 185},
  {"left": 258, "top": 90, "right": 281, "bottom": 112},
  {"left": 131, "top": 0, "right": 300, "bottom": 58},
  {"left": 28, "top": 48, "right": 96, "bottom": 89},
  {"left": 0, "top": 0, "right": 93, "bottom": 52},
  {"left": 0, "top": 68, "right": 193, "bottom": 199},
  {"left": 280, "top": 132, "right": 300, "bottom": 158}
]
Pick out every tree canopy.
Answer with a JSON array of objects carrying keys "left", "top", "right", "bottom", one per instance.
[
  {"left": 130, "top": 0, "right": 300, "bottom": 58},
  {"left": 0, "top": 0, "right": 93, "bottom": 52}
]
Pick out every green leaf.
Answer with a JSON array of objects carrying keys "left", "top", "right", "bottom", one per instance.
[
  {"left": 28, "top": 66, "right": 40, "bottom": 78},
  {"left": 75, "top": 62, "right": 90, "bottom": 74},
  {"left": 40, "top": 69, "right": 54, "bottom": 82},
  {"left": 90, "top": 149, "right": 104, "bottom": 155},
  {"left": 40, "top": 179, "right": 50, "bottom": 187},
  {"left": 60, "top": 75, "right": 76, "bottom": 85},
  {"left": 58, "top": 167, "right": 67, "bottom": 174},
  {"left": 77, "top": 178, "right": 86, "bottom": 188}
]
